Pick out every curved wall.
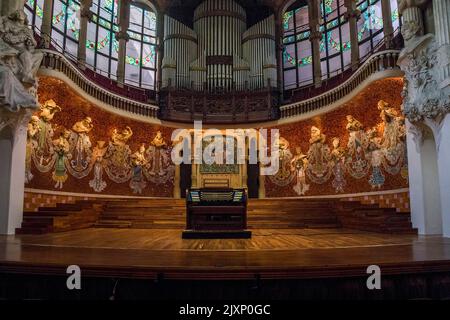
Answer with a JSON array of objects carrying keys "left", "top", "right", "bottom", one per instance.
[
  {"left": 26, "top": 76, "right": 408, "bottom": 199},
  {"left": 26, "top": 77, "right": 174, "bottom": 197},
  {"left": 265, "top": 78, "right": 408, "bottom": 197}
]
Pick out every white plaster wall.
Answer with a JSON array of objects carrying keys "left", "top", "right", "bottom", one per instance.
[
  {"left": 0, "top": 127, "right": 27, "bottom": 235},
  {"left": 437, "top": 114, "right": 450, "bottom": 237},
  {"left": 406, "top": 121, "right": 443, "bottom": 235},
  {"left": 406, "top": 124, "right": 426, "bottom": 234},
  {"left": 421, "top": 130, "right": 442, "bottom": 234},
  {"left": 0, "top": 129, "right": 13, "bottom": 234}
]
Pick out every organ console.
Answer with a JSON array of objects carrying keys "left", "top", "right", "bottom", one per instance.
[{"left": 182, "top": 188, "right": 252, "bottom": 239}]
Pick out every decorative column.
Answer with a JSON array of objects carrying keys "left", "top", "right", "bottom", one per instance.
[
  {"left": 398, "top": 0, "right": 450, "bottom": 236},
  {"left": 116, "top": 0, "right": 130, "bottom": 86},
  {"left": 1, "top": 0, "right": 24, "bottom": 16},
  {"left": 433, "top": 0, "right": 450, "bottom": 88},
  {"left": 399, "top": 0, "right": 425, "bottom": 43},
  {"left": 0, "top": 112, "right": 32, "bottom": 234},
  {"left": 77, "top": 0, "right": 93, "bottom": 69},
  {"left": 344, "top": 0, "right": 361, "bottom": 70},
  {"left": 191, "top": 132, "right": 199, "bottom": 188},
  {"left": 381, "top": 0, "right": 394, "bottom": 48},
  {"left": 308, "top": 0, "right": 323, "bottom": 87},
  {"left": 156, "top": 9, "right": 165, "bottom": 91},
  {"left": 274, "top": 8, "right": 284, "bottom": 93},
  {"left": 0, "top": 9, "right": 43, "bottom": 234},
  {"left": 241, "top": 136, "right": 248, "bottom": 190},
  {"left": 433, "top": 0, "right": 450, "bottom": 237},
  {"left": 40, "top": 0, "right": 54, "bottom": 48}
]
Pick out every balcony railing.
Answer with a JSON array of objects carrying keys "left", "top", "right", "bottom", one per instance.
[
  {"left": 280, "top": 49, "right": 402, "bottom": 119},
  {"left": 39, "top": 50, "right": 159, "bottom": 118}
]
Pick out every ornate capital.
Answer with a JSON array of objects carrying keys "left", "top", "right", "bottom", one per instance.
[
  {"left": 80, "top": 8, "right": 93, "bottom": 20},
  {"left": 309, "top": 30, "right": 323, "bottom": 41},
  {"left": 401, "top": 20, "right": 422, "bottom": 43},
  {"left": 80, "top": 0, "right": 93, "bottom": 19},
  {"left": 398, "top": 0, "right": 431, "bottom": 14},
  {"left": 115, "top": 30, "right": 130, "bottom": 41},
  {"left": 0, "top": 108, "right": 34, "bottom": 144},
  {"left": 344, "top": 9, "right": 361, "bottom": 20},
  {"left": 399, "top": 34, "right": 450, "bottom": 129}
]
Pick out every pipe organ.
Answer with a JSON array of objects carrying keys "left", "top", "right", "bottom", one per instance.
[{"left": 162, "top": 0, "right": 277, "bottom": 91}]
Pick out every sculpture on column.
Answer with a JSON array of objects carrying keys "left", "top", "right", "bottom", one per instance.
[
  {"left": 0, "top": 9, "right": 42, "bottom": 136},
  {"left": 0, "top": 10, "right": 42, "bottom": 85}
]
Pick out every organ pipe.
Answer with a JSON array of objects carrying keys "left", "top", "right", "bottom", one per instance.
[{"left": 161, "top": 0, "right": 276, "bottom": 91}]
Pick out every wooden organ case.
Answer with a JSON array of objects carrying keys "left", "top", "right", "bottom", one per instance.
[{"left": 182, "top": 188, "right": 251, "bottom": 239}]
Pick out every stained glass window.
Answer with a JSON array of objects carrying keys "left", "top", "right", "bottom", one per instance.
[
  {"left": 50, "top": 0, "right": 81, "bottom": 57},
  {"left": 25, "top": 0, "right": 157, "bottom": 89},
  {"left": 86, "top": 0, "right": 119, "bottom": 78},
  {"left": 283, "top": 0, "right": 386, "bottom": 90},
  {"left": 282, "top": 4, "right": 313, "bottom": 89},
  {"left": 320, "top": 0, "right": 348, "bottom": 79},
  {"left": 124, "top": 4, "right": 157, "bottom": 89},
  {"left": 391, "top": 0, "right": 400, "bottom": 32},
  {"left": 357, "top": 0, "right": 384, "bottom": 59},
  {"left": 283, "top": 0, "right": 352, "bottom": 89},
  {"left": 25, "top": 0, "right": 44, "bottom": 35}
]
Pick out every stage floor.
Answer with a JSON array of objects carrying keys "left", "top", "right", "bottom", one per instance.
[{"left": 1, "top": 228, "right": 450, "bottom": 279}]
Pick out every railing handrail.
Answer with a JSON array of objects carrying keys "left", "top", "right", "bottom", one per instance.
[
  {"left": 40, "top": 49, "right": 159, "bottom": 119},
  {"left": 280, "top": 49, "right": 401, "bottom": 118},
  {"left": 287, "top": 26, "right": 402, "bottom": 91},
  {"left": 31, "top": 24, "right": 152, "bottom": 92}
]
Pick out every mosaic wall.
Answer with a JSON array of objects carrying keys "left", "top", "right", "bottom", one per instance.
[
  {"left": 27, "top": 77, "right": 408, "bottom": 198},
  {"left": 25, "top": 77, "right": 174, "bottom": 197},
  {"left": 265, "top": 78, "right": 409, "bottom": 197}
]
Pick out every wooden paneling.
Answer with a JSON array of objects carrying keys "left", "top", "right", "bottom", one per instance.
[{"left": 18, "top": 196, "right": 416, "bottom": 234}]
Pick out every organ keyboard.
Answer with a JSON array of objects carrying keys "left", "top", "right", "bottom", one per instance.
[{"left": 182, "top": 188, "right": 251, "bottom": 239}]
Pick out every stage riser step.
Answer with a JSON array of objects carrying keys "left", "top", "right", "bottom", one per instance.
[{"left": 20, "top": 198, "right": 416, "bottom": 234}]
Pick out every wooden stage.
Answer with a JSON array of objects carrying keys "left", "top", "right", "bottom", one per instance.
[
  {"left": 2, "top": 228, "right": 450, "bottom": 299},
  {"left": 2, "top": 228, "right": 450, "bottom": 278},
  {"left": 2, "top": 196, "right": 450, "bottom": 299}
]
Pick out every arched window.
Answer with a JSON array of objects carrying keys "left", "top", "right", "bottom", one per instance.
[
  {"left": 282, "top": 0, "right": 400, "bottom": 90},
  {"left": 319, "top": 0, "right": 351, "bottom": 79},
  {"left": 282, "top": 0, "right": 353, "bottom": 89},
  {"left": 86, "top": 0, "right": 119, "bottom": 79},
  {"left": 125, "top": 4, "right": 157, "bottom": 89},
  {"left": 25, "top": 0, "right": 158, "bottom": 90},
  {"left": 282, "top": 4, "right": 312, "bottom": 89},
  {"left": 51, "top": 0, "right": 81, "bottom": 58},
  {"left": 357, "top": 0, "right": 384, "bottom": 59},
  {"left": 24, "top": 0, "right": 44, "bottom": 35}
]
